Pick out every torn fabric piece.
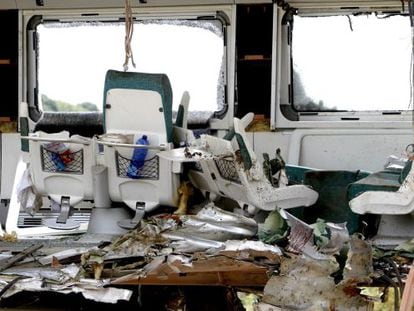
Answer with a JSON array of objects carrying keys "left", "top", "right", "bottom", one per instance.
[{"left": 16, "top": 167, "right": 41, "bottom": 215}]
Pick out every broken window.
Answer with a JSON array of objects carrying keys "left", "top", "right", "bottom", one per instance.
[
  {"left": 292, "top": 14, "right": 411, "bottom": 112},
  {"left": 32, "top": 16, "right": 226, "bottom": 123}
]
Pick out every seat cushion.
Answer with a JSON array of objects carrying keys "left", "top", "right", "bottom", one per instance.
[
  {"left": 399, "top": 160, "right": 413, "bottom": 184},
  {"left": 348, "top": 170, "right": 402, "bottom": 202}
]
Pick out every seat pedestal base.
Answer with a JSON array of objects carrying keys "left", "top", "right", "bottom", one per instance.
[
  {"left": 44, "top": 196, "right": 80, "bottom": 230},
  {"left": 117, "top": 203, "right": 146, "bottom": 230}
]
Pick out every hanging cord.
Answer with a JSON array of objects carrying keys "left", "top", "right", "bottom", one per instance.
[{"left": 123, "top": 0, "right": 136, "bottom": 71}]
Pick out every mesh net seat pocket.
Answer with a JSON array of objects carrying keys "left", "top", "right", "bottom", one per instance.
[
  {"left": 41, "top": 146, "right": 84, "bottom": 174},
  {"left": 115, "top": 151, "right": 159, "bottom": 180},
  {"left": 214, "top": 157, "right": 241, "bottom": 184}
]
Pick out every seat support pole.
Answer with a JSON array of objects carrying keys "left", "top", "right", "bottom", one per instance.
[{"left": 57, "top": 196, "right": 71, "bottom": 224}]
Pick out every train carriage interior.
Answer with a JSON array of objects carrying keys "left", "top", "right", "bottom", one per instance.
[{"left": 0, "top": 0, "right": 413, "bottom": 309}]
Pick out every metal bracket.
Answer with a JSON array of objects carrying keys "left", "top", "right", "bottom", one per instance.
[
  {"left": 44, "top": 196, "right": 80, "bottom": 230},
  {"left": 57, "top": 196, "right": 71, "bottom": 224},
  {"left": 117, "top": 202, "right": 145, "bottom": 229}
]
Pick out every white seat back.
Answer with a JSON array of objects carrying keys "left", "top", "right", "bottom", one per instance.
[
  {"left": 29, "top": 131, "right": 94, "bottom": 206},
  {"left": 102, "top": 70, "right": 179, "bottom": 212},
  {"left": 106, "top": 89, "right": 167, "bottom": 143}
]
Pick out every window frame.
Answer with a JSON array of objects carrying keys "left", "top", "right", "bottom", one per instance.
[
  {"left": 272, "top": 4, "right": 414, "bottom": 129},
  {"left": 23, "top": 6, "right": 235, "bottom": 129}
]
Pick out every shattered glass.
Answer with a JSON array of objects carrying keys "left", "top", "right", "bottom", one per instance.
[{"left": 37, "top": 18, "right": 225, "bottom": 124}]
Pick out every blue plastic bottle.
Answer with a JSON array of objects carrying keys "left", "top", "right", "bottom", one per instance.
[
  {"left": 127, "top": 135, "right": 149, "bottom": 178},
  {"left": 52, "top": 153, "right": 66, "bottom": 171}
]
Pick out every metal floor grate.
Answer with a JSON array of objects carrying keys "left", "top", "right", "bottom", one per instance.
[{"left": 18, "top": 211, "right": 91, "bottom": 228}]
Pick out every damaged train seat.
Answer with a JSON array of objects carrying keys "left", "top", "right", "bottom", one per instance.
[
  {"left": 349, "top": 155, "right": 414, "bottom": 246},
  {"left": 97, "top": 70, "right": 180, "bottom": 229},
  {"left": 188, "top": 117, "right": 319, "bottom": 213},
  {"left": 7, "top": 130, "right": 94, "bottom": 236}
]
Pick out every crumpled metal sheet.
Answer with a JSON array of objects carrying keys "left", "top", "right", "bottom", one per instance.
[
  {"left": 162, "top": 203, "right": 257, "bottom": 253},
  {"left": 78, "top": 204, "right": 258, "bottom": 275},
  {"left": 0, "top": 267, "right": 132, "bottom": 304},
  {"left": 223, "top": 240, "right": 282, "bottom": 255},
  {"left": 220, "top": 240, "right": 282, "bottom": 263},
  {"left": 195, "top": 202, "right": 256, "bottom": 226},
  {"left": 1, "top": 266, "right": 73, "bottom": 284},
  {"left": 162, "top": 231, "right": 225, "bottom": 253},
  {"left": 78, "top": 223, "right": 174, "bottom": 280},
  {"left": 101, "top": 204, "right": 255, "bottom": 260}
]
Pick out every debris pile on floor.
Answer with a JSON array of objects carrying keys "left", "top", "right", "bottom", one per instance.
[{"left": 0, "top": 199, "right": 412, "bottom": 310}]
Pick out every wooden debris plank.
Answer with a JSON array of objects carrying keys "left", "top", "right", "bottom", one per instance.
[
  {"left": 112, "top": 256, "right": 269, "bottom": 287},
  {"left": 400, "top": 262, "right": 414, "bottom": 311}
]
